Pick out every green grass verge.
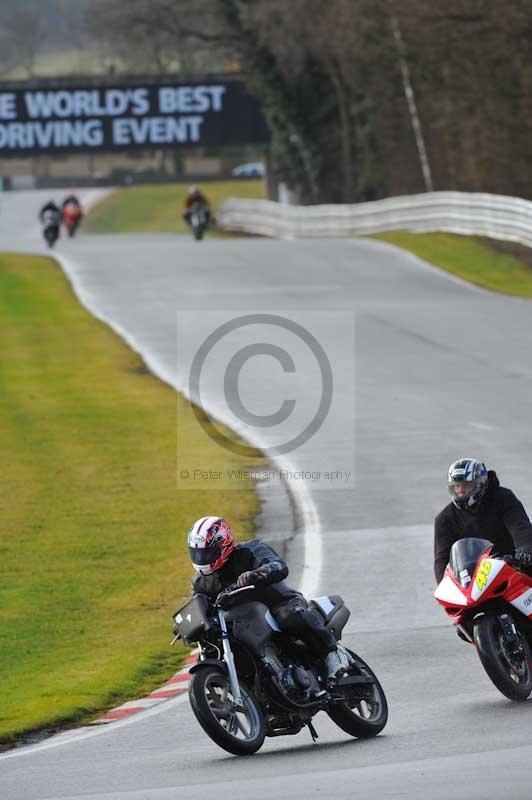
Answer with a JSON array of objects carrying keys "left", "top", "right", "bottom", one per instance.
[
  {"left": 0, "top": 253, "right": 265, "bottom": 744},
  {"left": 84, "top": 179, "right": 265, "bottom": 234},
  {"left": 368, "top": 231, "right": 532, "bottom": 297}
]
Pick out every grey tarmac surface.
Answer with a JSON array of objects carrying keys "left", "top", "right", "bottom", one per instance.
[{"left": 1, "top": 191, "right": 532, "bottom": 799}]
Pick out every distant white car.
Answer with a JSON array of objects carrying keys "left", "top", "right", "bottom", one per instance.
[{"left": 231, "top": 162, "right": 265, "bottom": 178}]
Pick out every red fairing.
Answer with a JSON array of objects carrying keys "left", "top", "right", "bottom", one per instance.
[{"left": 435, "top": 546, "right": 532, "bottom": 628}]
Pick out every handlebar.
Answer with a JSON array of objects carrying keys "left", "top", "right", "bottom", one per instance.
[
  {"left": 170, "top": 586, "right": 257, "bottom": 644},
  {"left": 497, "top": 553, "right": 531, "bottom": 573},
  {"left": 215, "top": 585, "right": 255, "bottom": 607},
  {"left": 501, "top": 554, "right": 525, "bottom": 571}
]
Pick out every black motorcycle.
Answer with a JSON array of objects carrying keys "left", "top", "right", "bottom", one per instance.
[
  {"left": 172, "top": 586, "right": 388, "bottom": 755},
  {"left": 188, "top": 201, "right": 209, "bottom": 241},
  {"left": 41, "top": 210, "right": 60, "bottom": 248}
]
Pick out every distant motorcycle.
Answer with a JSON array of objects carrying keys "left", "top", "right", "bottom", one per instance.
[
  {"left": 187, "top": 201, "right": 209, "bottom": 241},
  {"left": 62, "top": 203, "right": 82, "bottom": 238},
  {"left": 41, "top": 209, "right": 61, "bottom": 249},
  {"left": 172, "top": 585, "right": 388, "bottom": 756},
  {"left": 435, "top": 537, "right": 532, "bottom": 701}
]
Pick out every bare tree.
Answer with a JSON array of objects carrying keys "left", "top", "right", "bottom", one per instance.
[
  {"left": 223, "top": 0, "right": 396, "bottom": 202},
  {"left": 86, "top": 0, "right": 234, "bottom": 75},
  {"left": 77, "top": 0, "right": 532, "bottom": 202},
  {"left": 1, "top": 9, "right": 44, "bottom": 77}
]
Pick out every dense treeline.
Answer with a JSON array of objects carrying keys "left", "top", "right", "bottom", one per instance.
[
  {"left": 85, "top": 0, "right": 532, "bottom": 203},
  {"left": 4, "top": 0, "right": 532, "bottom": 203},
  {"left": 210, "top": 0, "right": 532, "bottom": 203},
  {"left": 0, "top": 1, "right": 89, "bottom": 76}
]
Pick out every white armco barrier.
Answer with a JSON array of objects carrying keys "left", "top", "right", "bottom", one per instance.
[{"left": 216, "top": 191, "right": 532, "bottom": 247}]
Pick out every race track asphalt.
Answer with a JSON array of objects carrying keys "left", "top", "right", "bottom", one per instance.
[{"left": 1, "top": 191, "right": 532, "bottom": 799}]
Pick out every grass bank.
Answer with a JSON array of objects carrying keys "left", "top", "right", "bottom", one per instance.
[
  {"left": 0, "top": 253, "right": 264, "bottom": 744},
  {"left": 84, "top": 179, "right": 265, "bottom": 234},
  {"left": 369, "top": 231, "right": 532, "bottom": 297}
]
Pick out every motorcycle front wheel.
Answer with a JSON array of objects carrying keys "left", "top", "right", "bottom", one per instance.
[
  {"left": 44, "top": 230, "right": 57, "bottom": 248},
  {"left": 327, "top": 650, "right": 388, "bottom": 738},
  {"left": 188, "top": 666, "right": 266, "bottom": 755},
  {"left": 473, "top": 614, "right": 532, "bottom": 701}
]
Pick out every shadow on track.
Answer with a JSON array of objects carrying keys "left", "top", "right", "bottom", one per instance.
[{"left": 202, "top": 733, "right": 391, "bottom": 765}]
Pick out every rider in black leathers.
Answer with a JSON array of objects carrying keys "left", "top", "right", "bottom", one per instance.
[
  {"left": 188, "top": 517, "right": 345, "bottom": 683},
  {"left": 39, "top": 200, "right": 62, "bottom": 246},
  {"left": 182, "top": 186, "right": 211, "bottom": 227},
  {"left": 39, "top": 200, "right": 62, "bottom": 225},
  {"left": 434, "top": 459, "right": 532, "bottom": 583},
  {"left": 61, "top": 193, "right": 82, "bottom": 211}
]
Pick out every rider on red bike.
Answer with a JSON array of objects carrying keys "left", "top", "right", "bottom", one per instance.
[{"left": 434, "top": 458, "right": 532, "bottom": 582}]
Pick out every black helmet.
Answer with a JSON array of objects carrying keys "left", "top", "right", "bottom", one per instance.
[{"left": 448, "top": 458, "right": 488, "bottom": 510}]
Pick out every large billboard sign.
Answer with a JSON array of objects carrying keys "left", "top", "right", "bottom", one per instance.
[{"left": 0, "top": 79, "right": 269, "bottom": 157}]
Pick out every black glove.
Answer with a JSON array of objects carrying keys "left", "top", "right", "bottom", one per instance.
[
  {"left": 512, "top": 546, "right": 532, "bottom": 571},
  {"left": 236, "top": 570, "right": 264, "bottom": 589},
  {"left": 215, "top": 589, "right": 233, "bottom": 609}
]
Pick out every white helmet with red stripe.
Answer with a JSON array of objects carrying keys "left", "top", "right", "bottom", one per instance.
[{"left": 187, "top": 516, "right": 235, "bottom": 575}]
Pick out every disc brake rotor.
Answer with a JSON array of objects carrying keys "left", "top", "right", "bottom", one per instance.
[{"left": 498, "top": 633, "right": 527, "bottom": 681}]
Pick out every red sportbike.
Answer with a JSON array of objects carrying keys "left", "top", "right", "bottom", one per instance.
[
  {"left": 63, "top": 203, "right": 82, "bottom": 238},
  {"left": 435, "top": 537, "right": 532, "bottom": 700}
]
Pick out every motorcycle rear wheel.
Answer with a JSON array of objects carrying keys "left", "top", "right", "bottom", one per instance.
[
  {"left": 327, "top": 651, "right": 388, "bottom": 738},
  {"left": 473, "top": 614, "right": 532, "bottom": 701},
  {"left": 188, "top": 666, "right": 266, "bottom": 755}
]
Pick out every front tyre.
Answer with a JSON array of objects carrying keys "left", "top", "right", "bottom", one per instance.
[
  {"left": 327, "top": 651, "right": 388, "bottom": 738},
  {"left": 45, "top": 230, "right": 56, "bottom": 248},
  {"left": 473, "top": 614, "right": 532, "bottom": 701},
  {"left": 188, "top": 666, "right": 265, "bottom": 755}
]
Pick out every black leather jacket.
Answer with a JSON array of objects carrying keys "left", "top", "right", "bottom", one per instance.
[
  {"left": 62, "top": 195, "right": 81, "bottom": 209},
  {"left": 192, "top": 539, "right": 303, "bottom": 611},
  {"left": 39, "top": 202, "right": 62, "bottom": 225},
  {"left": 434, "top": 471, "right": 532, "bottom": 582}
]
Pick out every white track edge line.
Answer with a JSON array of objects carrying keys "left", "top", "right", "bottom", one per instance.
[
  {"left": 357, "top": 236, "right": 492, "bottom": 296},
  {"left": 54, "top": 253, "right": 322, "bottom": 600},
  {"left": 0, "top": 691, "right": 191, "bottom": 761},
  {"left": 0, "top": 250, "right": 323, "bottom": 758}
]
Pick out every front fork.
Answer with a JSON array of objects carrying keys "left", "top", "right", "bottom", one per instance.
[
  {"left": 498, "top": 613, "right": 524, "bottom": 661},
  {"left": 469, "top": 612, "right": 526, "bottom": 661},
  {"left": 217, "top": 609, "right": 244, "bottom": 708},
  {"left": 336, "top": 642, "right": 353, "bottom": 670}
]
